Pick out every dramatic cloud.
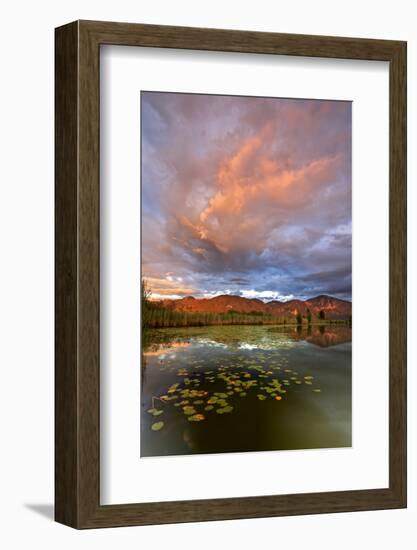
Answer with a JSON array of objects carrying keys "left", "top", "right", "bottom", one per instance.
[{"left": 141, "top": 92, "right": 352, "bottom": 301}]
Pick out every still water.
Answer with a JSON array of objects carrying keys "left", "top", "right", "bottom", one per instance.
[{"left": 140, "top": 324, "right": 352, "bottom": 457}]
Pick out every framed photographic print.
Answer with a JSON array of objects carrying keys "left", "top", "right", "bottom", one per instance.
[{"left": 55, "top": 20, "right": 407, "bottom": 528}]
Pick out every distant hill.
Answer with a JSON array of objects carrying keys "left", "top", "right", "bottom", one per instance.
[{"left": 158, "top": 294, "right": 351, "bottom": 320}]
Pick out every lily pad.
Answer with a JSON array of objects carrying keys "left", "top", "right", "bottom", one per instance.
[
  {"left": 151, "top": 421, "right": 164, "bottom": 431},
  {"left": 188, "top": 414, "right": 205, "bottom": 422},
  {"left": 147, "top": 407, "right": 164, "bottom": 416},
  {"left": 257, "top": 394, "right": 267, "bottom": 401},
  {"left": 216, "top": 405, "right": 233, "bottom": 414},
  {"left": 205, "top": 405, "right": 214, "bottom": 411}
]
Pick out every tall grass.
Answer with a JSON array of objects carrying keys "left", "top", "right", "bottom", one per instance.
[{"left": 144, "top": 307, "right": 293, "bottom": 328}]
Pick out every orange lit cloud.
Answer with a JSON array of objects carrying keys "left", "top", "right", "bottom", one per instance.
[
  {"left": 144, "top": 276, "right": 196, "bottom": 300},
  {"left": 196, "top": 128, "right": 340, "bottom": 256}
]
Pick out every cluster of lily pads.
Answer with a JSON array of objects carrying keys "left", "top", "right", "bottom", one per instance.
[{"left": 147, "top": 352, "right": 322, "bottom": 432}]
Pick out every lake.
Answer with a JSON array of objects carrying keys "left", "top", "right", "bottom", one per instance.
[{"left": 140, "top": 324, "right": 352, "bottom": 457}]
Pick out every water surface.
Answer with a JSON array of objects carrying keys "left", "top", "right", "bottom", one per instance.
[{"left": 141, "top": 324, "right": 351, "bottom": 457}]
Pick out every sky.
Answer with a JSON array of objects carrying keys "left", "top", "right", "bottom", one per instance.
[{"left": 141, "top": 92, "right": 352, "bottom": 302}]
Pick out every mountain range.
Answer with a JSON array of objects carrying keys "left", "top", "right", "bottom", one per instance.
[{"left": 159, "top": 294, "right": 351, "bottom": 320}]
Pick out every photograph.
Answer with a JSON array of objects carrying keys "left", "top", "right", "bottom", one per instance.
[
  {"left": 140, "top": 91, "right": 352, "bottom": 457},
  {"left": 0, "top": 0, "right": 409, "bottom": 539}
]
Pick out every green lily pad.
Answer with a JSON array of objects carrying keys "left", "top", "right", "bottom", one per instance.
[
  {"left": 205, "top": 405, "right": 214, "bottom": 411},
  {"left": 312, "top": 389, "right": 321, "bottom": 393},
  {"left": 257, "top": 394, "right": 267, "bottom": 401},
  {"left": 216, "top": 405, "right": 233, "bottom": 414},
  {"left": 151, "top": 421, "right": 164, "bottom": 431},
  {"left": 188, "top": 414, "right": 205, "bottom": 422},
  {"left": 147, "top": 407, "right": 163, "bottom": 416}
]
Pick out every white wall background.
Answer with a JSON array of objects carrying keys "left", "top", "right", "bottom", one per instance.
[{"left": 0, "top": 0, "right": 415, "bottom": 547}]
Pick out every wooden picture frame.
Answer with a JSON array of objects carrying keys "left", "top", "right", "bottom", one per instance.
[{"left": 55, "top": 20, "right": 407, "bottom": 529}]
